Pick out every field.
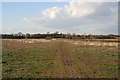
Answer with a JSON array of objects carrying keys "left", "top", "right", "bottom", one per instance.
[{"left": 2, "top": 39, "right": 118, "bottom": 78}]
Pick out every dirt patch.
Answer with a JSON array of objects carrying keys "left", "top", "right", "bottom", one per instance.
[{"left": 60, "top": 42, "right": 78, "bottom": 78}]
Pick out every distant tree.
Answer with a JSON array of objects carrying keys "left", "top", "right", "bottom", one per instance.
[
  {"left": 88, "top": 34, "right": 92, "bottom": 39},
  {"left": 84, "top": 33, "right": 86, "bottom": 39},
  {"left": 60, "top": 33, "right": 63, "bottom": 38},
  {"left": 11, "top": 33, "right": 15, "bottom": 36},
  {"left": 66, "top": 33, "right": 72, "bottom": 39},
  {"left": 72, "top": 33, "right": 76, "bottom": 37},
  {"left": 25, "top": 33, "right": 30, "bottom": 39},
  {"left": 17, "top": 32, "right": 23, "bottom": 36},
  {"left": 54, "top": 31, "right": 59, "bottom": 34},
  {"left": 46, "top": 32, "right": 50, "bottom": 37},
  {"left": 109, "top": 34, "right": 114, "bottom": 36},
  {"left": 47, "top": 32, "right": 50, "bottom": 35}
]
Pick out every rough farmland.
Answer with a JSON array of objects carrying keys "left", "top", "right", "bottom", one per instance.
[{"left": 2, "top": 39, "right": 118, "bottom": 78}]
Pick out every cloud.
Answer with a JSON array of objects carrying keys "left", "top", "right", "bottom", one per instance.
[{"left": 23, "top": 2, "right": 118, "bottom": 34}]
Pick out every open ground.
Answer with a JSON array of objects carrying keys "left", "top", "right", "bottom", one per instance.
[{"left": 2, "top": 39, "right": 118, "bottom": 78}]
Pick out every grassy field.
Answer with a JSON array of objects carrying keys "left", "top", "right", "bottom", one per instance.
[{"left": 2, "top": 39, "right": 118, "bottom": 78}]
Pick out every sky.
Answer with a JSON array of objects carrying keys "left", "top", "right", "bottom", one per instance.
[{"left": 2, "top": 2, "right": 118, "bottom": 35}]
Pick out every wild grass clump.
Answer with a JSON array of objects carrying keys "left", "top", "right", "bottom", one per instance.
[{"left": 72, "top": 40, "right": 118, "bottom": 47}]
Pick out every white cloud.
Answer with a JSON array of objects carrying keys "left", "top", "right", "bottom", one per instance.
[
  {"left": 23, "top": 2, "right": 118, "bottom": 34},
  {"left": 41, "top": 2, "right": 102, "bottom": 18},
  {"left": 42, "top": 7, "right": 62, "bottom": 19}
]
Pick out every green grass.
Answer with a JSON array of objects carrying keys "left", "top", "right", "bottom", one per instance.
[{"left": 2, "top": 39, "right": 118, "bottom": 78}]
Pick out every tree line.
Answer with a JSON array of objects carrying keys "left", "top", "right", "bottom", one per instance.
[{"left": 0, "top": 32, "right": 120, "bottom": 39}]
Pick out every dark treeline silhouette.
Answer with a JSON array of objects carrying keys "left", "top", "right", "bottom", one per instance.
[{"left": 1, "top": 32, "right": 120, "bottom": 40}]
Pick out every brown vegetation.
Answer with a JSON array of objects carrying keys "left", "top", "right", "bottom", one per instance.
[{"left": 2, "top": 39, "right": 118, "bottom": 78}]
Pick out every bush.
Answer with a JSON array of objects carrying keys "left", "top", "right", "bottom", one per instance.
[{"left": 46, "top": 36, "right": 52, "bottom": 40}]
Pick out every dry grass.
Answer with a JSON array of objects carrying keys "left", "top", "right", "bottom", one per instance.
[
  {"left": 72, "top": 41, "right": 118, "bottom": 47},
  {"left": 2, "top": 39, "right": 118, "bottom": 78},
  {"left": 2, "top": 39, "right": 52, "bottom": 44}
]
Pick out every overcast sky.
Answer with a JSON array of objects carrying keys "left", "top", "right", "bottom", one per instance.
[{"left": 2, "top": 2, "right": 118, "bottom": 35}]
